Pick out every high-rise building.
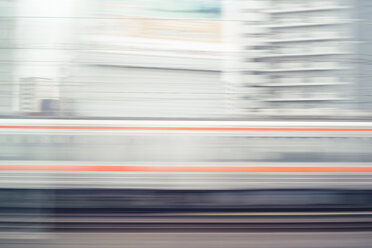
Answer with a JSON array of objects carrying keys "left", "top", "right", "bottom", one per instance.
[
  {"left": 229, "top": 0, "right": 372, "bottom": 118},
  {"left": 0, "top": 0, "right": 16, "bottom": 115}
]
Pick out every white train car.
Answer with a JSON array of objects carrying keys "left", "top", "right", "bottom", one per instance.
[{"left": 0, "top": 118, "right": 371, "bottom": 191}]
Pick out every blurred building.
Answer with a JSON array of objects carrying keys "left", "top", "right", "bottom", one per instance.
[
  {"left": 18, "top": 77, "right": 59, "bottom": 115},
  {"left": 230, "top": 0, "right": 372, "bottom": 118},
  {"left": 3, "top": 0, "right": 372, "bottom": 119},
  {"left": 0, "top": 0, "right": 16, "bottom": 115},
  {"left": 13, "top": 0, "right": 75, "bottom": 116},
  {"left": 64, "top": 0, "right": 228, "bottom": 118}
]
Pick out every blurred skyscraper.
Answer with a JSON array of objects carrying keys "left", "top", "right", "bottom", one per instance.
[
  {"left": 0, "top": 0, "right": 16, "bottom": 115},
  {"left": 228, "top": 0, "right": 372, "bottom": 118}
]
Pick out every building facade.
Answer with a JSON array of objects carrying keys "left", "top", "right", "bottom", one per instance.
[
  {"left": 230, "top": 0, "right": 372, "bottom": 118},
  {"left": 64, "top": 0, "right": 227, "bottom": 118},
  {"left": 0, "top": 0, "right": 16, "bottom": 115}
]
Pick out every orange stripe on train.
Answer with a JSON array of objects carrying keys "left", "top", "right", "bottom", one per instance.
[
  {"left": 0, "top": 165, "right": 372, "bottom": 173},
  {"left": 1, "top": 126, "right": 372, "bottom": 132}
]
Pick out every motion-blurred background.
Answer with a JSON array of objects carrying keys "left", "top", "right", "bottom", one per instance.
[
  {"left": 1, "top": 0, "right": 372, "bottom": 247},
  {"left": 1, "top": 0, "right": 372, "bottom": 119}
]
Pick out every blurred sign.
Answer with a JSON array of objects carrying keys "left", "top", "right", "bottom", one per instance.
[
  {"left": 95, "top": 0, "right": 222, "bottom": 43},
  {"left": 128, "top": 18, "right": 220, "bottom": 42},
  {"left": 100, "top": 0, "right": 221, "bottom": 19}
]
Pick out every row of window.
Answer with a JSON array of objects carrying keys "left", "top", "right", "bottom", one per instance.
[
  {"left": 269, "top": 75, "right": 343, "bottom": 83},
  {"left": 267, "top": 87, "right": 343, "bottom": 99},
  {"left": 270, "top": 26, "right": 351, "bottom": 40},
  {"left": 273, "top": 0, "right": 351, "bottom": 10},
  {"left": 0, "top": 135, "right": 371, "bottom": 162},
  {"left": 270, "top": 41, "right": 351, "bottom": 54}
]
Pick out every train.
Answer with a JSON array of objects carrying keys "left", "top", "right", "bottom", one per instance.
[{"left": 1, "top": 118, "right": 372, "bottom": 212}]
